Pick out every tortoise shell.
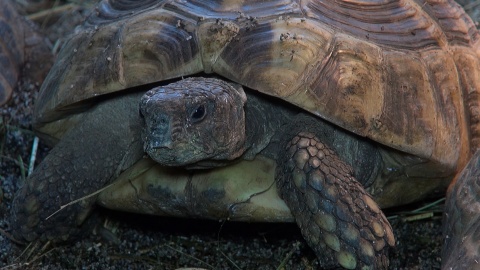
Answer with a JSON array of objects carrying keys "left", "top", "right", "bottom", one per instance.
[{"left": 36, "top": 0, "right": 480, "bottom": 174}]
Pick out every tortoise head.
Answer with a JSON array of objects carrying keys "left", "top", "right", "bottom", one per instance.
[{"left": 140, "top": 77, "right": 247, "bottom": 168}]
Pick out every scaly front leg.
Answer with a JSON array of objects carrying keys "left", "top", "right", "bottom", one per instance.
[{"left": 277, "top": 132, "right": 395, "bottom": 269}]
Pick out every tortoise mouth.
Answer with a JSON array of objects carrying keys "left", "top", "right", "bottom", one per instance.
[
  {"left": 144, "top": 140, "right": 214, "bottom": 167},
  {"left": 146, "top": 146, "right": 229, "bottom": 169},
  {"left": 147, "top": 150, "right": 189, "bottom": 167}
]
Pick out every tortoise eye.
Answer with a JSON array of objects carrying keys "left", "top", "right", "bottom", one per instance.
[{"left": 190, "top": 105, "right": 206, "bottom": 122}]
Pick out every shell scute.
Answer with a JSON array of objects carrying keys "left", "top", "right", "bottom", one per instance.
[
  {"left": 36, "top": 6, "right": 204, "bottom": 123},
  {"left": 213, "top": 17, "right": 334, "bottom": 99},
  {"left": 424, "top": 0, "right": 479, "bottom": 45},
  {"left": 453, "top": 46, "right": 480, "bottom": 152},
  {"left": 376, "top": 51, "right": 435, "bottom": 153},
  {"left": 420, "top": 49, "right": 465, "bottom": 167},
  {"left": 301, "top": 0, "right": 446, "bottom": 49},
  {"left": 303, "top": 34, "right": 383, "bottom": 136}
]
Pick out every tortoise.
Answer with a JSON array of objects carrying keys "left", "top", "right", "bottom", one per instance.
[
  {"left": 0, "top": 0, "right": 52, "bottom": 106},
  {"left": 8, "top": 0, "right": 480, "bottom": 269}
]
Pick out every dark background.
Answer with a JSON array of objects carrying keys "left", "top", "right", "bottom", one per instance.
[{"left": 1, "top": 0, "right": 478, "bottom": 268}]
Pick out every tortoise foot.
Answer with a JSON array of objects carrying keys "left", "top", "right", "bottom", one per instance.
[{"left": 277, "top": 132, "right": 395, "bottom": 269}]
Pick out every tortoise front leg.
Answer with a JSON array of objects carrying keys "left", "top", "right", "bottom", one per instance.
[
  {"left": 277, "top": 132, "right": 395, "bottom": 269},
  {"left": 11, "top": 93, "right": 144, "bottom": 243}
]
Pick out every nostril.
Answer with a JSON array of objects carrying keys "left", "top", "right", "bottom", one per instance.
[
  {"left": 142, "top": 111, "right": 174, "bottom": 152},
  {"left": 144, "top": 122, "right": 173, "bottom": 152},
  {"left": 158, "top": 115, "right": 168, "bottom": 125}
]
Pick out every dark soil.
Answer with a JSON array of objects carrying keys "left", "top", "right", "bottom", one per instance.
[{"left": 1, "top": 1, "right": 477, "bottom": 269}]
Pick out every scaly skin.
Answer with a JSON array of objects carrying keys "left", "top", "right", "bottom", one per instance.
[
  {"left": 278, "top": 132, "right": 395, "bottom": 269},
  {"left": 11, "top": 93, "right": 144, "bottom": 242},
  {"left": 442, "top": 150, "right": 480, "bottom": 269}
]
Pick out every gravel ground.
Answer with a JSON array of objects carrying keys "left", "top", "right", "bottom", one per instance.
[{"left": 0, "top": 1, "right": 478, "bottom": 269}]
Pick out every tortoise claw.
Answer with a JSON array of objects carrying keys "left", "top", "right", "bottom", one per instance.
[{"left": 277, "top": 132, "right": 394, "bottom": 269}]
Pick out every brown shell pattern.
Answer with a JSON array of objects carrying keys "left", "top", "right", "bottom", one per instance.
[{"left": 36, "top": 0, "right": 480, "bottom": 171}]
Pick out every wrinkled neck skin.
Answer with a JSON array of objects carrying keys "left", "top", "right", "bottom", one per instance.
[
  {"left": 241, "top": 92, "right": 296, "bottom": 160},
  {"left": 241, "top": 90, "right": 382, "bottom": 188}
]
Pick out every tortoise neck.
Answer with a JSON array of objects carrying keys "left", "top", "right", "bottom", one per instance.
[
  {"left": 242, "top": 91, "right": 296, "bottom": 160},
  {"left": 242, "top": 91, "right": 382, "bottom": 190}
]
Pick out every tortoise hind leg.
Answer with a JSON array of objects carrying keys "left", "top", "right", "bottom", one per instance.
[
  {"left": 442, "top": 150, "right": 480, "bottom": 269},
  {"left": 277, "top": 132, "right": 395, "bottom": 269},
  {"left": 11, "top": 93, "right": 144, "bottom": 242}
]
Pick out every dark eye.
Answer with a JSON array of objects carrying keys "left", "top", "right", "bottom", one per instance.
[{"left": 191, "top": 105, "right": 206, "bottom": 122}]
